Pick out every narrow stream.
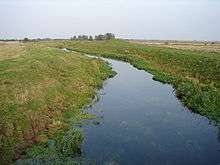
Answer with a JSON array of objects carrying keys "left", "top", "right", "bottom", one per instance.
[{"left": 81, "top": 57, "right": 220, "bottom": 165}]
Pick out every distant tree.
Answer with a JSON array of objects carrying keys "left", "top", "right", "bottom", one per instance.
[
  {"left": 74, "top": 33, "right": 115, "bottom": 41},
  {"left": 89, "top": 36, "right": 93, "bottom": 41},
  {"left": 23, "top": 38, "right": 29, "bottom": 42},
  {"left": 105, "top": 33, "right": 115, "bottom": 40},
  {"left": 82, "top": 35, "right": 88, "bottom": 40},
  {"left": 70, "top": 36, "right": 77, "bottom": 40},
  {"left": 95, "top": 34, "right": 105, "bottom": 41},
  {"left": 77, "top": 35, "right": 88, "bottom": 40},
  {"left": 77, "top": 35, "right": 82, "bottom": 40}
]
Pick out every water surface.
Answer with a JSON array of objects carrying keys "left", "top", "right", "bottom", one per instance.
[{"left": 82, "top": 58, "right": 220, "bottom": 165}]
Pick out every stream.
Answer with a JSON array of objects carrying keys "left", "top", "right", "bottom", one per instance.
[{"left": 81, "top": 57, "right": 220, "bottom": 165}]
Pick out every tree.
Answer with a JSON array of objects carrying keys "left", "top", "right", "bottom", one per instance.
[
  {"left": 78, "top": 35, "right": 88, "bottom": 40},
  {"left": 95, "top": 34, "right": 105, "bottom": 41},
  {"left": 23, "top": 38, "right": 29, "bottom": 42},
  {"left": 77, "top": 35, "right": 82, "bottom": 40},
  {"left": 70, "top": 36, "right": 77, "bottom": 40},
  {"left": 105, "top": 33, "right": 115, "bottom": 40},
  {"left": 89, "top": 36, "right": 93, "bottom": 41},
  {"left": 82, "top": 35, "right": 88, "bottom": 40}
]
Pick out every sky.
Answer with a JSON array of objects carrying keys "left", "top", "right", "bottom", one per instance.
[{"left": 0, "top": 0, "right": 220, "bottom": 41}]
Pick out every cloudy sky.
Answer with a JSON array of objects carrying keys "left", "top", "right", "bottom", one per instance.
[{"left": 0, "top": 0, "right": 220, "bottom": 40}]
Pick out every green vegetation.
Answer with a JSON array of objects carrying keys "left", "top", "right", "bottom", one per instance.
[
  {"left": 60, "top": 39, "right": 220, "bottom": 122},
  {"left": 0, "top": 42, "right": 115, "bottom": 164}
]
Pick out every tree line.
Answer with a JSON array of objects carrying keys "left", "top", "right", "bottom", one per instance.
[
  {"left": 70, "top": 33, "right": 115, "bottom": 41},
  {"left": 0, "top": 33, "right": 116, "bottom": 42}
]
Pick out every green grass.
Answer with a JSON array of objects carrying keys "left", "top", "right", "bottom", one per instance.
[
  {"left": 0, "top": 42, "right": 115, "bottom": 164},
  {"left": 57, "top": 39, "right": 220, "bottom": 122}
]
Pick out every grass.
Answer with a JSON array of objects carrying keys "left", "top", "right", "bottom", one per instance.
[
  {"left": 56, "top": 39, "right": 220, "bottom": 122},
  {"left": 0, "top": 42, "right": 115, "bottom": 165},
  {"left": 0, "top": 42, "right": 25, "bottom": 61}
]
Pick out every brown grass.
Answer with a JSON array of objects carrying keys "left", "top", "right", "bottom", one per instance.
[
  {"left": 129, "top": 40, "right": 220, "bottom": 53},
  {"left": 0, "top": 42, "right": 25, "bottom": 61}
]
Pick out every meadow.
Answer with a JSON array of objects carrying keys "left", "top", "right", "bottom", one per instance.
[{"left": 0, "top": 42, "right": 115, "bottom": 164}]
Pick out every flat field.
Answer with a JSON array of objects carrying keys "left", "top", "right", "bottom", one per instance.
[{"left": 128, "top": 39, "right": 220, "bottom": 53}]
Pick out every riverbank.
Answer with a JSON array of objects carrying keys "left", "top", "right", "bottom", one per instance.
[
  {"left": 0, "top": 42, "right": 115, "bottom": 164},
  {"left": 59, "top": 39, "right": 219, "bottom": 122}
]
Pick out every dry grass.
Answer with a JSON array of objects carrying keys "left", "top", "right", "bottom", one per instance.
[
  {"left": 129, "top": 40, "right": 220, "bottom": 53},
  {"left": 0, "top": 42, "right": 25, "bottom": 61}
]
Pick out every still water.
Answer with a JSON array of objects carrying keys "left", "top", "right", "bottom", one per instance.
[{"left": 82, "top": 58, "right": 220, "bottom": 165}]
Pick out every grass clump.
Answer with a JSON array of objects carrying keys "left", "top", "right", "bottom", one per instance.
[{"left": 14, "top": 128, "right": 83, "bottom": 165}]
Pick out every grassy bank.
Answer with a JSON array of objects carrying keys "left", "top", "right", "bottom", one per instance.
[
  {"left": 0, "top": 42, "right": 115, "bottom": 164},
  {"left": 58, "top": 40, "right": 220, "bottom": 122}
]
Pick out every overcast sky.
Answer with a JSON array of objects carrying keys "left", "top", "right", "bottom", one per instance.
[{"left": 0, "top": 0, "right": 220, "bottom": 40}]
